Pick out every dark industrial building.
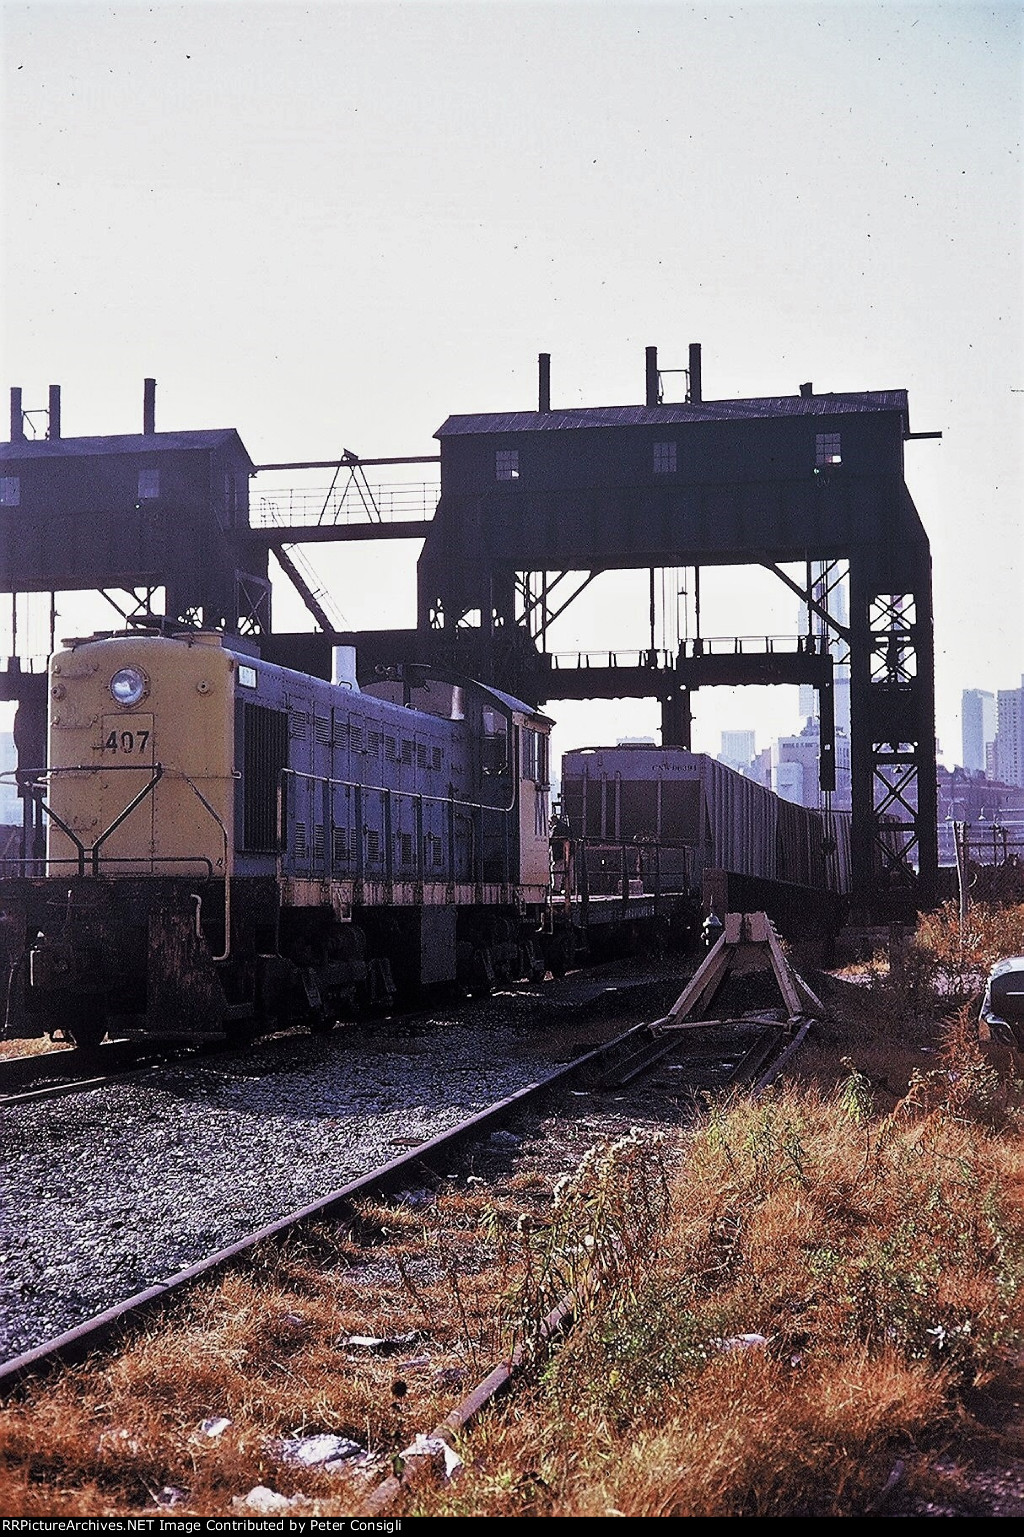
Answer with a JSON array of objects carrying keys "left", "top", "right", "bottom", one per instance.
[
  {"left": 416, "top": 348, "right": 938, "bottom": 909},
  {"left": 1, "top": 382, "right": 270, "bottom": 636}
]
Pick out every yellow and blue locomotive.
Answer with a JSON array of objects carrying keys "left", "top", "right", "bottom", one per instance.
[{"left": 5, "top": 630, "right": 553, "bottom": 1045}]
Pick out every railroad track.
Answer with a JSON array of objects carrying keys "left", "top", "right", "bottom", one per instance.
[
  {"left": 0, "top": 956, "right": 686, "bottom": 1108},
  {"left": 0, "top": 1007, "right": 797, "bottom": 1395},
  {"left": 0, "top": 1033, "right": 234, "bottom": 1108}
]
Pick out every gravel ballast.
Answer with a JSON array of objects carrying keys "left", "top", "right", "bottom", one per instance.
[{"left": 0, "top": 967, "right": 683, "bottom": 1363}]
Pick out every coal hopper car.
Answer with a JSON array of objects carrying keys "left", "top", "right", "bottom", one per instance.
[{"left": 558, "top": 744, "right": 849, "bottom": 941}]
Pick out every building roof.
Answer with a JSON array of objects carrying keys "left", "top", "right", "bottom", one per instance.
[
  {"left": 0, "top": 428, "right": 254, "bottom": 465},
  {"left": 436, "top": 390, "right": 910, "bottom": 438}
]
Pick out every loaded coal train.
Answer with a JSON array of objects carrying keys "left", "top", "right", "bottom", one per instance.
[{"left": 0, "top": 631, "right": 848, "bottom": 1047}]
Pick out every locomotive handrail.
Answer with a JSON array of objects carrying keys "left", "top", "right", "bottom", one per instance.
[
  {"left": 0, "top": 855, "right": 215, "bottom": 877},
  {"left": 10, "top": 765, "right": 220, "bottom": 885},
  {"left": 38, "top": 800, "right": 88, "bottom": 876},
  {"left": 88, "top": 765, "right": 164, "bottom": 874},
  {"left": 277, "top": 766, "right": 519, "bottom": 888},
  {"left": 11, "top": 764, "right": 165, "bottom": 877},
  {"left": 179, "top": 773, "right": 232, "bottom": 962},
  {"left": 279, "top": 766, "right": 519, "bottom": 816},
  {"left": 13, "top": 761, "right": 233, "bottom": 959}
]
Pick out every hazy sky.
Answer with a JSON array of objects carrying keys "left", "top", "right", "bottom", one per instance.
[{"left": 1, "top": 0, "right": 1021, "bottom": 763}]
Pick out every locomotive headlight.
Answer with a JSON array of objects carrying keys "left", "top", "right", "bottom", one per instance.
[{"left": 109, "top": 667, "right": 149, "bottom": 708}]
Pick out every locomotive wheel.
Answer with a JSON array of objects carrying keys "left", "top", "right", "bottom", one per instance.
[
  {"left": 65, "top": 1013, "right": 107, "bottom": 1051},
  {"left": 308, "top": 1011, "right": 337, "bottom": 1037},
  {"left": 223, "top": 1015, "right": 257, "bottom": 1047},
  {"left": 468, "top": 944, "right": 497, "bottom": 998},
  {"left": 40, "top": 992, "right": 106, "bottom": 1050},
  {"left": 547, "top": 930, "right": 576, "bottom": 978},
  {"left": 523, "top": 939, "right": 547, "bottom": 983}
]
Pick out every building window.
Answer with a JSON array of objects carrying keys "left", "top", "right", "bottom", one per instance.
[
  {"left": 495, "top": 449, "right": 519, "bottom": 481},
  {"left": 521, "top": 726, "right": 549, "bottom": 785},
  {"left": 137, "top": 468, "right": 160, "bottom": 500},
  {"left": 0, "top": 476, "right": 20, "bottom": 507},
  {"left": 815, "top": 433, "right": 842, "bottom": 467},
  {"left": 653, "top": 441, "right": 677, "bottom": 475}
]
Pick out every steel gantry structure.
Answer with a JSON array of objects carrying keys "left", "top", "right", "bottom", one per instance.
[
  {"left": 417, "top": 348, "right": 940, "bottom": 908},
  {"left": 1, "top": 348, "right": 940, "bottom": 909}
]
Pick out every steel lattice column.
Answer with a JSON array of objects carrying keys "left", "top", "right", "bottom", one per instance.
[{"left": 848, "top": 541, "right": 938, "bottom": 912}]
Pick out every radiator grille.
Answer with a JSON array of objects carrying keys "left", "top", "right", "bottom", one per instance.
[{"left": 242, "top": 703, "right": 289, "bottom": 851}]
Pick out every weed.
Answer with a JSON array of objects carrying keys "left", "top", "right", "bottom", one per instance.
[
  {"left": 917, "top": 901, "right": 1024, "bottom": 1005},
  {"left": 500, "top": 1129, "right": 672, "bottom": 1364},
  {"left": 6, "top": 946, "right": 1024, "bottom": 1518}
]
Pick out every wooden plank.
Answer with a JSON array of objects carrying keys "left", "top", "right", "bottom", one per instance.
[
  {"left": 792, "top": 969, "right": 827, "bottom": 1019},
  {"left": 765, "top": 923, "right": 803, "bottom": 1019},
  {"left": 666, "top": 937, "right": 733, "bottom": 1021},
  {"left": 742, "top": 911, "right": 771, "bottom": 943},
  {"left": 657, "top": 1015, "right": 786, "bottom": 1032},
  {"left": 658, "top": 911, "right": 826, "bottom": 1033},
  {"left": 690, "top": 958, "right": 735, "bottom": 1018}
]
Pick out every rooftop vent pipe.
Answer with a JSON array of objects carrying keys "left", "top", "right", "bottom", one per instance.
[
  {"left": 645, "top": 346, "right": 659, "bottom": 408},
  {"left": 47, "top": 385, "right": 61, "bottom": 440},
  {"left": 143, "top": 378, "right": 157, "bottom": 434},
  {"left": 9, "top": 388, "right": 24, "bottom": 443},
  {"left": 538, "top": 353, "right": 551, "bottom": 413},
  {"left": 688, "top": 342, "right": 702, "bottom": 404}
]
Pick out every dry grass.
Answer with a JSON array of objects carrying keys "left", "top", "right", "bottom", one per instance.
[
  {"left": 4, "top": 903, "right": 1024, "bottom": 1516},
  {"left": 0, "top": 1184, "right": 565, "bottom": 1515},
  {"left": 412, "top": 1030, "right": 1024, "bottom": 1517},
  {"left": 849, "top": 901, "right": 1024, "bottom": 1019}
]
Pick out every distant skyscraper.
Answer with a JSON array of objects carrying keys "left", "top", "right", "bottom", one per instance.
[
  {"left": 719, "top": 730, "right": 755, "bottom": 771},
  {"left": 772, "top": 758, "right": 806, "bottom": 806},
  {"left": 995, "top": 683, "right": 1024, "bottom": 788},
  {"left": 962, "top": 689, "right": 997, "bottom": 774},
  {"left": 770, "top": 717, "right": 847, "bottom": 809}
]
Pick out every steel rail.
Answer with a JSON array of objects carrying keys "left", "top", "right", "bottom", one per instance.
[
  {"left": 0, "top": 986, "right": 813, "bottom": 1401},
  {"left": 0, "top": 1019, "right": 653, "bottom": 1394},
  {"left": 360, "top": 1016, "right": 809, "bottom": 1515},
  {"left": 2, "top": 1073, "right": 119, "bottom": 1108},
  {"left": 0, "top": 1037, "right": 230, "bottom": 1108},
  {"left": 0, "top": 961, "right": 675, "bottom": 1111},
  {"left": 0, "top": 1005, "right": 815, "bottom": 1537}
]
